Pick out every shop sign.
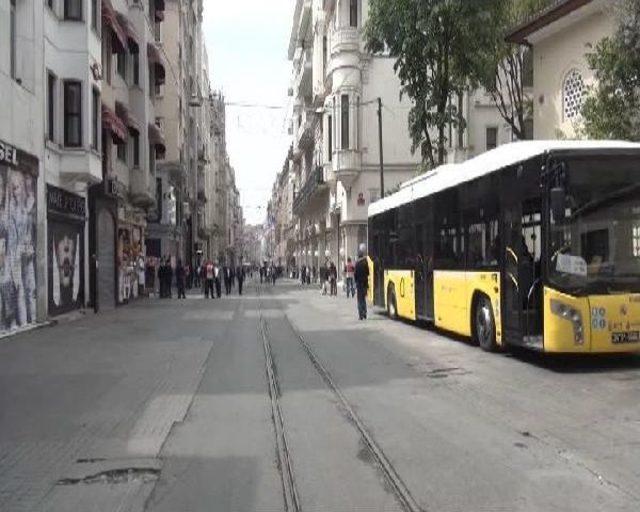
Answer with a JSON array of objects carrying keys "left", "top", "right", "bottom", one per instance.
[
  {"left": 0, "top": 141, "right": 18, "bottom": 167},
  {"left": 47, "top": 185, "right": 86, "bottom": 219}
]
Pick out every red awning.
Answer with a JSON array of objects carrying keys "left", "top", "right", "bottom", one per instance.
[
  {"left": 115, "top": 12, "right": 139, "bottom": 53},
  {"left": 102, "top": 104, "right": 128, "bottom": 143},
  {"left": 102, "top": 0, "right": 127, "bottom": 54},
  {"left": 147, "top": 42, "right": 162, "bottom": 64},
  {"left": 148, "top": 123, "right": 166, "bottom": 151},
  {"left": 155, "top": 62, "right": 166, "bottom": 86},
  {"left": 115, "top": 102, "right": 140, "bottom": 132},
  {"left": 154, "top": 0, "right": 165, "bottom": 21}
]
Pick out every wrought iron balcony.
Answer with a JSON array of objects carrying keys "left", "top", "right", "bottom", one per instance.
[{"left": 292, "top": 166, "right": 328, "bottom": 215}]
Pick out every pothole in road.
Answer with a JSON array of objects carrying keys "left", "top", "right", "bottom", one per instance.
[{"left": 57, "top": 467, "right": 160, "bottom": 486}]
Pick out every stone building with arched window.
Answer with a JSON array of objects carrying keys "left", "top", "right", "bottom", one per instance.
[{"left": 507, "top": 0, "right": 614, "bottom": 140}]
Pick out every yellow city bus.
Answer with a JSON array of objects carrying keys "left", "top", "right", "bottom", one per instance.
[{"left": 368, "top": 141, "right": 640, "bottom": 353}]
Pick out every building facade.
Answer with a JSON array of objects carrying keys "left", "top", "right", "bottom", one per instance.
[
  {"left": 507, "top": 0, "right": 613, "bottom": 139},
  {"left": 0, "top": 0, "right": 239, "bottom": 334}
]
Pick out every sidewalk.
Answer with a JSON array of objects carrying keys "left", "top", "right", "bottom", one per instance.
[{"left": 0, "top": 297, "right": 221, "bottom": 512}]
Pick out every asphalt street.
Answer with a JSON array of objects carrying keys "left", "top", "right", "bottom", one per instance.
[{"left": 1, "top": 278, "right": 639, "bottom": 511}]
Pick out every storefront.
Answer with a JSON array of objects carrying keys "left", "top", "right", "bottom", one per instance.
[
  {"left": 117, "top": 223, "right": 144, "bottom": 304},
  {"left": 47, "top": 185, "right": 86, "bottom": 316},
  {"left": 0, "top": 140, "right": 39, "bottom": 333}
]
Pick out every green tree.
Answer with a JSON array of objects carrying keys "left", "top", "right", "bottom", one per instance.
[
  {"left": 364, "top": 0, "right": 502, "bottom": 167},
  {"left": 581, "top": 0, "right": 640, "bottom": 140}
]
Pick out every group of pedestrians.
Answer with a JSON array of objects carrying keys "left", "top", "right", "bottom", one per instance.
[
  {"left": 296, "top": 245, "right": 370, "bottom": 319},
  {"left": 259, "top": 263, "right": 278, "bottom": 285},
  {"left": 155, "top": 258, "right": 246, "bottom": 300},
  {"left": 201, "top": 260, "right": 245, "bottom": 298}
]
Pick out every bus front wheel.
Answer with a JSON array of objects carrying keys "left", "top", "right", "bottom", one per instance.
[
  {"left": 474, "top": 295, "right": 497, "bottom": 352},
  {"left": 387, "top": 286, "right": 398, "bottom": 320}
]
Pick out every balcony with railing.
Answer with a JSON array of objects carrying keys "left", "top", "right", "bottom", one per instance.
[
  {"left": 295, "top": 107, "right": 315, "bottom": 151},
  {"left": 292, "top": 47, "right": 312, "bottom": 100},
  {"left": 330, "top": 26, "right": 360, "bottom": 55},
  {"left": 292, "top": 166, "right": 328, "bottom": 215},
  {"left": 331, "top": 148, "right": 361, "bottom": 184}
]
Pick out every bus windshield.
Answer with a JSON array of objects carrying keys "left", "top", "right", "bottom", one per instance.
[{"left": 548, "top": 156, "right": 640, "bottom": 295}]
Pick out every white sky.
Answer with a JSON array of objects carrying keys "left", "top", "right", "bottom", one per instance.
[{"left": 202, "top": 1, "right": 295, "bottom": 225}]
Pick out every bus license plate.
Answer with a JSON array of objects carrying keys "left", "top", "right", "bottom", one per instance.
[{"left": 612, "top": 332, "right": 640, "bottom": 344}]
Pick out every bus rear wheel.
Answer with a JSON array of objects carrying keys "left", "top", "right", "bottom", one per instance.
[
  {"left": 387, "top": 286, "right": 398, "bottom": 320},
  {"left": 474, "top": 296, "right": 498, "bottom": 352}
]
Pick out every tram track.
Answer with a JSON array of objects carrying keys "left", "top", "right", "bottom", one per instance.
[{"left": 256, "top": 283, "right": 424, "bottom": 512}]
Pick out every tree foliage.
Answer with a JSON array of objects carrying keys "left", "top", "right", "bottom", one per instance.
[
  {"left": 581, "top": 0, "right": 640, "bottom": 141},
  {"left": 364, "top": 0, "right": 502, "bottom": 167}
]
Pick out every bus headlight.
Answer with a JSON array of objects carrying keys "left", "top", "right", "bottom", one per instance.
[{"left": 550, "top": 299, "right": 584, "bottom": 345}]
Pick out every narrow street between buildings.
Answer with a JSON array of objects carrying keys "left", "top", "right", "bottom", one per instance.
[{"left": 1, "top": 278, "right": 639, "bottom": 511}]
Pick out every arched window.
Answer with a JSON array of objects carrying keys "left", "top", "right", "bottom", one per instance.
[{"left": 563, "top": 69, "right": 586, "bottom": 121}]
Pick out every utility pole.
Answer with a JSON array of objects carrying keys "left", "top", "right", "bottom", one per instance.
[{"left": 377, "top": 97, "right": 385, "bottom": 198}]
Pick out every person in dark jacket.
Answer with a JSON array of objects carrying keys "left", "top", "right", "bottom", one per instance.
[
  {"left": 236, "top": 266, "right": 245, "bottom": 295},
  {"left": 164, "top": 258, "right": 173, "bottom": 298},
  {"left": 175, "top": 259, "right": 186, "bottom": 299},
  {"left": 354, "top": 245, "right": 370, "bottom": 320},
  {"left": 215, "top": 262, "right": 222, "bottom": 298}
]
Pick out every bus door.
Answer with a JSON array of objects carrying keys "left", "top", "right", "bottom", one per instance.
[
  {"left": 502, "top": 199, "right": 524, "bottom": 344},
  {"left": 502, "top": 167, "right": 544, "bottom": 348},
  {"left": 414, "top": 222, "right": 434, "bottom": 320}
]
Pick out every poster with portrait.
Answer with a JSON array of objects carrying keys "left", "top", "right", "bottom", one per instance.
[
  {"left": 0, "top": 161, "right": 38, "bottom": 332},
  {"left": 47, "top": 219, "right": 84, "bottom": 315}
]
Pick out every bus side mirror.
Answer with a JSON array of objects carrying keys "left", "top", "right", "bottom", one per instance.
[{"left": 550, "top": 186, "right": 566, "bottom": 222}]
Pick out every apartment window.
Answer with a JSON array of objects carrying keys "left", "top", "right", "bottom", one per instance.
[
  {"left": 327, "top": 114, "right": 333, "bottom": 161},
  {"left": 117, "top": 141, "right": 126, "bottom": 162},
  {"left": 91, "top": 0, "right": 98, "bottom": 30},
  {"left": 131, "top": 130, "right": 140, "bottom": 166},
  {"left": 104, "top": 37, "right": 112, "bottom": 85},
  {"left": 563, "top": 69, "right": 586, "bottom": 121},
  {"left": 64, "top": 0, "right": 82, "bottom": 20},
  {"left": 91, "top": 87, "right": 100, "bottom": 150},
  {"left": 523, "top": 48, "right": 534, "bottom": 89},
  {"left": 341, "top": 94, "right": 349, "bottom": 149},
  {"left": 117, "top": 51, "right": 126, "bottom": 80},
  {"left": 47, "top": 73, "right": 56, "bottom": 141},
  {"left": 523, "top": 118, "right": 534, "bottom": 141},
  {"left": 10, "top": 0, "right": 16, "bottom": 79},
  {"left": 486, "top": 127, "right": 498, "bottom": 151},
  {"left": 132, "top": 52, "right": 139, "bottom": 85},
  {"left": 349, "top": 0, "right": 358, "bottom": 27},
  {"left": 64, "top": 81, "right": 82, "bottom": 147}
]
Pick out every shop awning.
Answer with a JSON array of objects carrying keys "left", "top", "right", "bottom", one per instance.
[
  {"left": 115, "top": 12, "right": 139, "bottom": 53},
  {"left": 102, "top": 104, "right": 128, "bottom": 143},
  {"left": 148, "top": 122, "right": 166, "bottom": 152},
  {"left": 147, "top": 42, "right": 162, "bottom": 64},
  {"left": 155, "top": 0, "right": 165, "bottom": 21},
  {"left": 147, "top": 43, "right": 166, "bottom": 86},
  {"left": 102, "top": 0, "right": 127, "bottom": 54},
  {"left": 115, "top": 102, "right": 140, "bottom": 132},
  {"left": 155, "top": 62, "right": 166, "bottom": 86}
]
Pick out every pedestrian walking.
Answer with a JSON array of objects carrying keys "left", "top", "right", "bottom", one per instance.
[
  {"left": 204, "top": 260, "right": 215, "bottom": 298},
  {"left": 344, "top": 257, "right": 355, "bottom": 298},
  {"left": 320, "top": 261, "right": 329, "bottom": 295},
  {"left": 236, "top": 265, "right": 245, "bottom": 295},
  {"left": 175, "top": 259, "right": 186, "bottom": 299},
  {"left": 164, "top": 258, "right": 173, "bottom": 298},
  {"left": 329, "top": 261, "right": 338, "bottom": 296},
  {"left": 224, "top": 265, "right": 232, "bottom": 295},
  {"left": 354, "top": 245, "right": 370, "bottom": 320},
  {"left": 214, "top": 262, "right": 222, "bottom": 298}
]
